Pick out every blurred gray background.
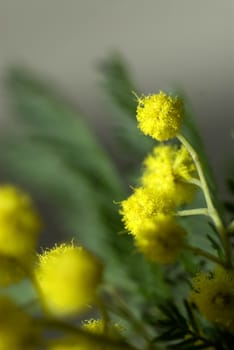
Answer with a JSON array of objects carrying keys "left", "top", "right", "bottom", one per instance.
[{"left": 0, "top": 0, "right": 233, "bottom": 192}]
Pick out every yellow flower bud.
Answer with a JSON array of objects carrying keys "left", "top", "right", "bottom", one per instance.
[
  {"left": 134, "top": 214, "right": 186, "bottom": 264},
  {"left": 136, "top": 91, "right": 184, "bottom": 141},
  {"left": 35, "top": 244, "right": 103, "bottom": 316},
  {"left": 120, "top": 186, "right": 175, "bottom": 236},
  {"left": 190, "top": 268, "right": 234, "bottom": 332},
  {"left": 0, "top": 296, "right": 38, "bottom": 350},
  {"left": 0, "top": 185, "right": 42, "bottom": 259},
  {"left": 141, "top": 144, "right": 197, "bottom": 205},
  {"left": 82, "top": 319, "right": 123, "bottom": 339}
]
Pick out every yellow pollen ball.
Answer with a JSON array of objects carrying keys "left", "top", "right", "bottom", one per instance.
[
  {"left": 35, "top": 244, "right": 103, "bottom": 316},
  {"left": 190, "top": 268, "right": 234, "bottom": 332},
  {"left": 134, "top": 214, "right": 186, "bottom": 264},
  {"left": 0, "top": 185, "right": 42, "bottom": 259},
  {"left": 136, "top": 91, "right": 184, "bottom": 141},
  {"left": 82, "top": 319, "right": 123, "bottom": 339},
  {"left": 141, "top": 144, "right": 197, "bottom": 206},
  {"left": 120, "top": 186, "right": 175, "bottom": 236},
  {"left": 0, "top": 297, "right": 38, "bottom": 350}
]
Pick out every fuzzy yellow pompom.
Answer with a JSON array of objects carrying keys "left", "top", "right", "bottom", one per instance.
[
  {"left": 82, "top": 319, "right": 123, "bottom": 339},
  {"left": 141, "top": 144, "right": 197, "bottom": 205},
  {"left": 136, "top": 91, "right": 184, "bottom": 141},
  {"left": 82, "top": 319, "right": 106, "bottom": 335},
  {"left": 134, "top": 214, "right": 186, "bottom": 264},
  {"left": 190, "top": 268, "right": 234, "bottom": 332},
  {"left": 0, "top": 185, "right": 42, "bottom": 259},
  {"left": 35, "top": 244, "right": 103, "bottom": 316},
  {"left": 120, "top": 186, "right": 175, "bottom": 236},
  {"left": 0, "top": 297, "right": 38, "bottom": 350}
]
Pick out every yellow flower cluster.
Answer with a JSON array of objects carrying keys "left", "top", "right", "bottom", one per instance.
[
  {"left": 120, "top": 186, "right": 174, "bottom": 236},
  {"left": 141, "top": 144, "right": 197, "bottom": 206},
  {"left": 135, "top": 215, "right": 186, "bottom": 264},
  {"left": 82, "top": 319, "right": 123, "bottom": 339},
  {"left": 190, "top": 268, "right": 234, "bottom": 332},
  {"left": 120, "top": 188, "right": 187, "bottom": 265},
  {"left": 136, "top": 91, "right": 184, "bottom": 141},
  {"left": 35, "top": 244, "right": 103, "bottom": 316},
  {"left": 120, "top": 92, "right": 200, "bottom": 264},
  {"left": 0, "top": 185, "right": 42, "bottom": 286},
  {"left": 0, "top": 296, "right": 38, "bottom": 350}
]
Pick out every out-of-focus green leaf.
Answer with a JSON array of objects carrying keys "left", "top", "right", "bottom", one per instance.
[
  {"left": 99, "top": 54, "right": 155, "bottom": 177},
  {"left": 0, "top": 67, "right": 170, "bottom": 310},
  {"left": 5, "top": 68, "right": 123, "bottom": 199},
  {"left": 0, "top": 137, "right": 114, "bottom": 256}
]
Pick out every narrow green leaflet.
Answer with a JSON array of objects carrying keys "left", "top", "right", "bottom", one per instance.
[
  {"left": 5, "top": 68, "right": 123, "bottom": 199},
  {"left": 99, "top": 53, "right": 155, "bottom": 176}
]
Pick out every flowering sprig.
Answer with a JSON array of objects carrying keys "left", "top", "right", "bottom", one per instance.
[
  {"left": 0, "top": 89, "right": 233, "bottom": 349},
  {"left": 120, "top": 90, "right": 234, "bottom": 342}
]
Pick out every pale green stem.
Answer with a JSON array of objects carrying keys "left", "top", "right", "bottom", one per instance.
[
  {"left": 176, "top": 208, "right": 209, "bottom": 217},
  {"left": 183, "top": 177, "right": 202, "bottom": 188},
  {"left": 184, "top": 244, "right": 226, "bottom": 267},
  {"left": 177, "top": 135, "right": 217, "bottom": 218},
  {"left": 103, "top": 286, "right": 155, "bottom": 349},
  {"left": 228, "top": 220, "right": 234, "bottom": 233},
  {"left": 177, "top": 134, "right": 232, "bottom": 267}
]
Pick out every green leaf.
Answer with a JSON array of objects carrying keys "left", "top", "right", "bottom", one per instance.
[
  {"left": 99, "top": 53, "right": 155, "bottom": 176},
  {"left": 5, "top": 68, "right": 123, "bottom": 199},
  {"left": 1, "top": 67, "right": 170, "bottom": 311}
]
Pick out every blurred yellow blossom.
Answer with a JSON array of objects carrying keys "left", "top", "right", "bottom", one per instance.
[
  {"left": 82, "top": 318, "right": 123, "bottom": 339},
  {"left": 120, "top": 186, "right": 175, "bottom": 236},
  {"left": 190, "top": 268, "right": 234, "bottom": 332},
  {"left": 0, "top": 185, "right": 42, "bottom": 259},
  {"left": 0, "top": 296, "right": 38, "bottom": 350},
  {"left": 35, "top": 244, "right": 103, "bottom": 316},
  {"left": 134, "top": 214, "right": 186, "bottom": 264},
  {"left": 141, "top": 144, "right": 197, "bottom": 205}
]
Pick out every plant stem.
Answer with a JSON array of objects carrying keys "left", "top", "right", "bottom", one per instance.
[
  {"left": 176, "top": 208, "right": 209, "bottom": 217},
  {"left": 104, "top": 286, "right": 155, "bottom": 350},
  {"left": 184, "top": 178, "right": 202, "bottom": 188},
  {"left": 97, "top": 297, "right": 110, "bottom": 335},
  {"left": 177, "top": 134, "right": 232, "bottom": 267},
  {"left": 184, "top": 243, "right": 226, "bottom": 267},
  {"left": 228, "top": 220, "right": 234, "bottom": 233}
]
